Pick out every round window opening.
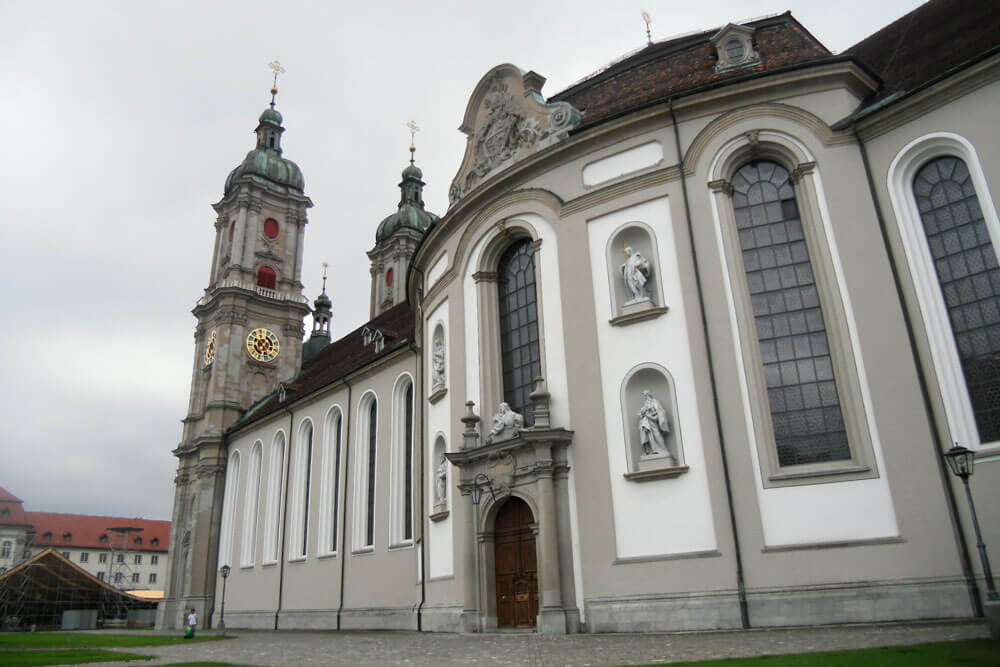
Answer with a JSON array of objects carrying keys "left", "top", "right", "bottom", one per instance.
[
  {"left": 726, "top": 39, "right": 745, "bottom": 61},
  {"left": 386, "top": 268, "right": 394, "bottom": 286},
  {"left": 263, "top": 218, "right": 279, "bottom": 239}
]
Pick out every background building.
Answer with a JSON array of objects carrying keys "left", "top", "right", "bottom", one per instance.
[
  {"left": 160, "top": 0, "right": 1000, "bottom": 633},
  {"left": 0, "top": 487, "right": 169, "bottom": 592}
]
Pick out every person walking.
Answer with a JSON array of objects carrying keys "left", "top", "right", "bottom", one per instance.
[{"left": 185, "top": 608, "right": 198, "bottom": 639}]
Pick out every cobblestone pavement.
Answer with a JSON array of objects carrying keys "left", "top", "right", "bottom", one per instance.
[{"left": 87, "top": 620, "right": 988, "bottom": 666}]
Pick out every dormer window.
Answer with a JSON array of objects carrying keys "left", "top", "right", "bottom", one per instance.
[
  {"left": 151, "top": 538, "right": 159, "bottom": 547},
  {"left": 43, "top": 532, "right": 53, "bottom": 541},
  {"left": 63, "top": 533, "right": 72, "bottom": 543},
  {"left": 99, "top": 534, "right": 108, "bottom": 544},
  {"left": 711, "top": 23, "right": 761, "bottom": 73}
]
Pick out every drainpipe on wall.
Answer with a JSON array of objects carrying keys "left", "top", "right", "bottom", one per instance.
[
  {"left": 412, "top": 275, "right": 428, "bottom": 632},
  {"left": 670, "top": 98, "right": 751, "bottom": 629},
  {"left": 274, "top": 409, "right": 294, "bottom": 630},
  {"left": 337, "top": 379, "right": 353, "bottom": 630},
  {"left": 852, "top": 126, "right": 983, "bottom": 617}
]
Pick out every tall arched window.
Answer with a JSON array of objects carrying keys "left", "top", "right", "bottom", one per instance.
[
  {"left": 240, "top": 441, "right": 263, "bottom": 567},
  {"left": 731, "top": 160, "right": 849, "bottom": 466},
  {"left": 366, "top": 401, "right": 377, "bottom": 547},
  {"left": 262, "top": 432, "right": 285, "bottom": 564},
  {"left": 913, "top": 156, "right": 1000, "bottom": 442},
  {"left": 218, "top": 450, "right": 240, "bottom": 568},
  {"left": 353, "top": 393, "right": 378, "bottom": 551},
  {"left": 290, "top": 420, "right": 314, "bottom": 559},
  {"left": 497, "top": 239, "right": 542, "bottom": 424},
  {"left": 256, "top": 266, "right": 277, "bottom": 289},
  {"left": 319, "top": 408, "right": 343, "bottom": 556},
  {"left": 390, "top": 376, "right": 415, "bottom": 546}
]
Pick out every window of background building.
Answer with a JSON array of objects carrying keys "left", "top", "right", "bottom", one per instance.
[
  {"left": 149, "top": 573, "right": 157, "bottom": 584},
  {"left": 134, "top": 554, "right": 142, "bottom": 565},
  {"left": 99, "top": 553, "right": 108, "bottom": 563},
  {"left": 80, "top": 552, "right": 89, "bottom": 563},
  {"left": 97, "top": 571, "right": 105, "bottom": 581},
  {"left": 131, "top": 572, "right": 140, "bottom": 583},
  {"left": 151, "top": 555, "right": 158, "bottom": 565},
  {"left": 61, "top": 551, "right": 70, "bottom": 559},
  {"left": 1, "top": 541, "right": 10, "bottom": 559},
  {"left": 116, "top": 554, "right": 124, "bottom": 563},
  {"left": 114, "top": 572, "right": 123, "bottom": 583}
]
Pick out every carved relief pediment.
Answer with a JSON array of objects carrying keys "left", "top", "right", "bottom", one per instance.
[{"left": 449, "top": 64, "right": 582, "bottom": 207}]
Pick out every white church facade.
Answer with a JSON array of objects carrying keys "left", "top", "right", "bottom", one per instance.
[{"left": 158, "top": 1, "right": 1000, "bottom": 633}]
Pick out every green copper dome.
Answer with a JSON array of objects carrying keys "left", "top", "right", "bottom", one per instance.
[
  {"left": 375, "top": 163, "right": 440, "bottom": 243},
  {"left": 224, "top": 106, "right": 304, "bottom": 196}
]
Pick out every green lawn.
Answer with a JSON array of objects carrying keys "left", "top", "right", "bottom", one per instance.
[
  {"left": 0, "top": 648, "right": 149, "bottom": 666},
  {"left": 666, "top": 639, "right": 1000, "bottom": 666},
  {"left": 0, "top": 632, "right": 225, "bottom": 649}
]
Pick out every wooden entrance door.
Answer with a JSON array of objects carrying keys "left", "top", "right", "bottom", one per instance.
[{"left": 494, "top": 497, "right": 538, "bottom": 628}]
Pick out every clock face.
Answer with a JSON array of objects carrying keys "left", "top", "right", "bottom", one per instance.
[
  {"left": 204, "top": 330, "right": 217, "bottom": 366},
  {"left": 246, "top": 327, "right": 280, "bottom": 362}
]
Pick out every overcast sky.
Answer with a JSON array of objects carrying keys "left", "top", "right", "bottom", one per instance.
[{"left": 0, "top": 0, "right": 924, "bottom": 521}]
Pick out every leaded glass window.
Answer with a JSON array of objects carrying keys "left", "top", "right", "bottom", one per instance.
[
  {"left": 300, "top": 423, "right": 313, "bottom": 557},
  {"left": 498, "top": 240, "right": 542, "bottom": 424},
  {"left": 331, "top": 414, "right": 341, "bottom": 552},
  {"left": 732, "top": 160, "right": 850, "bottom": 466},
  {"left": 914, "top": 156, "right": 1000, "bottom": 442},
  {"left": 366, "top": 401, "right": 377, "bottom": 546},
  {"left": 404, "top": 383, "right": 413, "bottom": 541}
]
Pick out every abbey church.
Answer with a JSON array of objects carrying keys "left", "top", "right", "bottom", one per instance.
[{"left": 158, "top": 0, "right": 1000, "bottom": 633}]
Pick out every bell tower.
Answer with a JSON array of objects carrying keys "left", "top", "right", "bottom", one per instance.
[
  {"left": 368, "top": 122, "right": 440, "bottom": 317},
  {"left": 157, "top": 66, "right": 312, "bottom": 630}
]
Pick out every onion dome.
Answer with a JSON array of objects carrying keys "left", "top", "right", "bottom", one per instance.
[
  {"left": 375, "top": 162, "right": 440, "bottom": 243},
  {"left": 224, "top": 107, "right": 304, "bottom": 196}
]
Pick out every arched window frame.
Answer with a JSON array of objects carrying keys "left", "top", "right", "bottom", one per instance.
[
  {"left": 887, "top": 132, "right": 1000, "bottom": 454},
  {"left": 256, "top": 266, "right": 277, "bottom": 289},
  {"left": 317, "top": 406, "right": 344, "bottom": 557},
  {"left": 473, "top": 222, "right": 549, "bottom": 425},
  {"left": 708, "top": 130, "right": 879, "bottom": 486},
  {"left": 288, "top": 418, "right": 314, "bottom": 561},
  {"left": 352, "top": 391, "right": 378, "bottom": 552},
  {"left": 389, "top": 374, "right": 415, "bottom": 548},
  {"left": 240, "top": 440, "right": 263, "bottom": 567},
  {"left": 261, "top": 430, "right": 286, "bottom": 565},
  {"left": 217, "top": 450, "right": 240, "bottom": 568}
]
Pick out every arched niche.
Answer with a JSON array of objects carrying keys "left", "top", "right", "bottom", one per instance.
[
  {"left": 606, "top": 223, "right": 669, "bottom": 326},
  {"left": 620, "top": 364, "right": 688, "bottom": 481},
  {"left": 429, "top": 323, "right": 447, "bottom": 404},
  {"left": 430, "top": 433, "right": 449, "bottom": 521}
]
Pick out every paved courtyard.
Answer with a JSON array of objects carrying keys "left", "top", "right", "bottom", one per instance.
[{"left": 81, "top": 619, "right": 992, "bottom": 666}]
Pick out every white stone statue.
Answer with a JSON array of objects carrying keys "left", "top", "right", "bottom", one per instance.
[
  {"left": 487, "top": 402, "right": 524, "bottom": 443},
  {"left": 621, "top": 246, "right": 653, "bottom": 304},
  {"left": 638, "top": 390, "right": 672, "bottom": 459},
  {"left": 431, "top": 336, "right": 446, "bottom": 389},
  {"left": 434, "top": 454, "right": 448, "bottom": 505}
]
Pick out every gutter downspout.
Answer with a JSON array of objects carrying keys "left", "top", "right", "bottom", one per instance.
[
  {"left": 337, "top": 379, "right": 353, "bottom": 630},
  {"left": 275, "top": 409, "right": 294, "bottom": 629},
  {"left": 852, "top": 127, "right": 983, "bottom": 617},
  {"left": 670, "top": 98, "right": 750, "bottom": 628},
  {"left": 412, "top": 273, "right": 428, "bottom": 632}
]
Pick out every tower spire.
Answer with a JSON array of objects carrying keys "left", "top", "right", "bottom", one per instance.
[
  {"left": 268, "top": 60, "right": 286, "bottom": 108},
  {"left": 407, "top": 120, "right": 420, "bottom": 166}
]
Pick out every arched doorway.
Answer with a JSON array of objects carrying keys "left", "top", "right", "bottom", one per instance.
[{"left": 493, "top": 497, "right": 538, "bottom": 628}]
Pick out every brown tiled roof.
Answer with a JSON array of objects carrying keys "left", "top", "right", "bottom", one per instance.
[
  {"left": 0, "top": 487, "right": 32, "bottom": 527},
  {"left": 27, "top": 513, "right": 170, "bottom": 552},
  {"left": 846, "top": 0, "right": 1000, "bottom": 104},
  {"left": 552, "top": 13, "right": 832, "bottom": 129},
  {"left": 231, "top": 301, "right": 416, "bottom": 431}
]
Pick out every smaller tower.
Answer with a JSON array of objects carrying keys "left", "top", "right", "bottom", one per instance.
[
  {"left": 303, "top": 264, "right": 332, "bottom": 365},
  {"left": 368, "top": 122, "right": 440, "bottom": 317}
]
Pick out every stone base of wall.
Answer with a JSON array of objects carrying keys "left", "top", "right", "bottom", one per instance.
[
  {"left": 419, "top": 604, "right": 465, "bottom": 632},
  {"left": 585, "top": 577, "right": 975, "bottom": 633},
  {"left": 747, "top": 577, "right": 975, "bottom": 627},
  {"left": 337, "top": 607, "right": 417, "bottom": 630},
  {"left": 224, "top": 610, "right": 277, "bottom": 630},
  {"left": 156, "top": 596, "right": 212, "bottom": 631},
  {"left": 586, "top": 589, "right": 743, "bottom": 633}
]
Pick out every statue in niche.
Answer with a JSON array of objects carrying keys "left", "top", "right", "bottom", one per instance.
[
  {"left": 434, "top": 453, "right": 448, "bottom": 505},
  {"left": 487, "top": 402, "right": 524, "bottom": 443},
  {"left": 621, "top": 246, "right": 653, "bottom": 305},
  {"left": 638, "top": 390, "right": 674, "bottom": 462},
  {"left": 431, "top": 336, "right": 446, "bottom": 389}
]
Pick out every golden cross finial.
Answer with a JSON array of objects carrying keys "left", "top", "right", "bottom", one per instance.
[
  {"left": 407, "top": 120, "right": 420, "bottom": 165},
  {"left": 268, "top": 60, "right": 286, "bottom": 107},
  {"left": 641, "top": 10, "right": 652, "bottom": 45},
  {"left": 321, "top": 261, "right": 329, "bottom": 293}
]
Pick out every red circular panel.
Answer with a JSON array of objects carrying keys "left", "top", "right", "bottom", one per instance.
[
  {"left": 263, "top": 218, "right": 279, "bottom": 239},
  {"left": 386, "top": 268, "right": 394, "bottom": 286}
]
